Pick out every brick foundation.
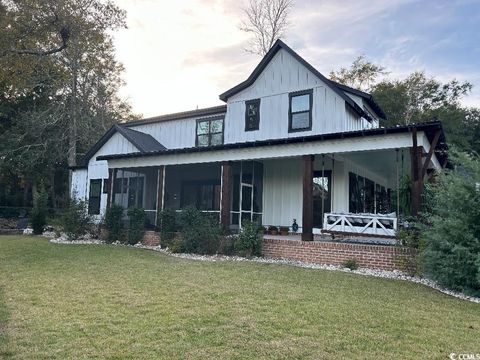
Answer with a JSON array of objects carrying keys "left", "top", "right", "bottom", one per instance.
[
  {"left": 262, "top": 238, "right": 414, "bottom": 271},
  {"left": 142, "top": 230, "right": 160, "bottom": 246}
]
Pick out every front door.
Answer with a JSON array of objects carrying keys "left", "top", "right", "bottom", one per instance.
[{"left": 313, "top": 170, "right": 332, "bottom": 228}]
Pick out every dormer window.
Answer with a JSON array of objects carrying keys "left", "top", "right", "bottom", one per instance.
[
  {"left": 289, "top": 89, "right": 313, "bottom": 132},
  {"left": 245, "top": 99, "right": 260, "bottom": 131},
  {"left": 196, "top": 117, "right": 224, "bottom": 147}
]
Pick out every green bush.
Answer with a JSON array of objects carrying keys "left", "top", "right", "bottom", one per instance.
[
  {"left": 61, "top": 198, "right": 92, "bottom": 240},
  {"left": 179, "top": 206, "right": 222, "bottom": 255},
  {"left": 218, "top": 235, "right": 237, "bottom": 255},
  {"left": 30, "top": 187, "right": 48, "bottom": 235},
  {"left": 158, "top": 208, "right": 177, "bottom": 247},
  {"left": 420, "top": 151, "right": 480, "bottom": 296},
  {"left": 104, "top": 204, "right": 124, "bottom": 243},
  {"left": 343, "top": 258, "right": 358, "bottom": 270},
  {"left": 235, "top": 220, "right": 262, "bottom": 257},
  {"left": 397, "top": 221, "right": 421, "bottom": 249},
  {"left": 127, "top": 207, "right": 145, "bottom": 245},
  {"left": 169, "top": 234, "right": 184, "bottom": 253}
]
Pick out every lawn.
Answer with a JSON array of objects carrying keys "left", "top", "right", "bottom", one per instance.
[{"left": 0, "top": 236, "right": 478, "bottom": 359}]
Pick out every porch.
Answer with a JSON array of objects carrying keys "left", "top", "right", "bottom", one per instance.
[
  {"left": 106, "top": 149, "right": 411, "bottom": 240},
  {"left": 102, "top": 123, "right": 443, "bottom": 242}
]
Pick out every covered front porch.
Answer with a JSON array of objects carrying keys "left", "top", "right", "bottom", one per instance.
[{"left": 102, "top": 123, "right": 443, "bottom": 241}]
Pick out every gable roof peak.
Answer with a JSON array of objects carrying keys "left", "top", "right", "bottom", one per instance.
[{"left": 218, "top": 40, "right": 371, "bottom": 120}]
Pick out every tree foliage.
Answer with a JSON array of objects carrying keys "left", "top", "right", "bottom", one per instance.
[
  {"left": 330, "top": 57, "right": 479, "bottom": 155},
  {"left": 30, "top": 185, "right": 48, "bottom": 234},
  {"left": 240, "top": 0, "right": 293, "bottom": 56},
  {"left": 0, "top": 0, "right": 134, "bottom": 209},
  {"left": 420, "top": 151, "right": 480, "bottom": 296},
  {"left": 329, "top": 55, "right": 387, "bottom": 92}
]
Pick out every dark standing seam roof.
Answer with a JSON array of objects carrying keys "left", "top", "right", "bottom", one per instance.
[
  {"left": 218, "top": 39, "right": 374, "bottom": 121},
  {"left": 71, "top": 106, "right": 227, "bottom": 169},
  {"left": 97, "top": 121, "right": 447, "bottom": 167},
  {"left": 114, "top": 125, "right": 166, "bottom": 152}
]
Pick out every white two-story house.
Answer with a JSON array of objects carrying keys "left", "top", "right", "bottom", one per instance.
[{"left": 71, "top": 40, "right": 446, "bottom": 240}]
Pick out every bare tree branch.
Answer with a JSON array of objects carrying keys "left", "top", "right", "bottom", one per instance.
[
  {"left": 240, "top": 0, "right": 293, "bottom": 56},
  {"left": 2, "top": 26, "right": 70, "bottom": 57}
]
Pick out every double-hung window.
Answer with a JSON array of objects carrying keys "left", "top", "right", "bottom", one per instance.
[
  {"left": 196, "top": 117, "right": 224, "bottom": 147},
  {"left": 88, "top": 179, "right": 102, "bottom": 215},
  {"left": 245, "top": 99, "right": 260, "bottom": 131},
  {"left": 289, "top": 89, "right": 313, "bottom": 132}
]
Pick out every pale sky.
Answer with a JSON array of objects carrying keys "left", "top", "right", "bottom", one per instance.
[{"left": 113, "top": 0, "right": 480, "bottom": 118}]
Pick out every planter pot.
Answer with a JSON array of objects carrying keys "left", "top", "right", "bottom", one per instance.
[
  {"left": 279, "top": 229, "right": 289, "bottom": 236},
  {"left": 269, "top": 230, "right": 278, "bottom": 235}
]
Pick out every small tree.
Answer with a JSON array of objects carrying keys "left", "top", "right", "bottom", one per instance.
[
  {"left": 104, "top": 204, "right": 124, "bottom": 243},
  {"left": 158, "top": 208, "right": 177, "bottom": 247},
  {"left": 420, "top": 151, "right": 480, "bottom": 296},
  {"left": 61, "top": 198, "right": 92, "bottom": 240},
  {"left": 127, "top": 207, "right": 145, "bottom": 245},
  {"left": 235, "top": 220, "right": 263, "bottom": 257},
  {"left": 179, "top": 206, "right": 222, "bottom": 255},
  {"left": 30, "top": 186, "right": 48, "bottom": 234}
]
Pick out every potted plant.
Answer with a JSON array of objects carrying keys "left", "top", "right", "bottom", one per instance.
[
  {"left": 279, "top": 226, "right": 289, "bottom": 236},
  {"left": 268, "top": 225, "right": 278, "bottom": 235}
]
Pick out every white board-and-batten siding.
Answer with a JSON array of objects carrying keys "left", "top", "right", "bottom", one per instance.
[
  {"left": 71, "top": 132, "right": 142, "bottom": 217},
  {"left": 262, "top": 155, "right": 393, "bottom": 230},
  {"left": 224, "top": 48, "right": 370, "bottom": 144}
]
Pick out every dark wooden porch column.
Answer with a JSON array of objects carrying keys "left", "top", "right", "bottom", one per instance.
[
  {"left": 302, "top": 155, "right": 314, "bottom": 241},
  {"left": 410, "top": 129, "right": 423, "bottom": 216},
  {"left": 107, "top": 168, "right": 116, "bottom": 208},
  {"left": 156, "top": 165, "right": 165, "bottom": 218},
  {"left": 220, "top": 161, "right": 232, "bottom": 232}
]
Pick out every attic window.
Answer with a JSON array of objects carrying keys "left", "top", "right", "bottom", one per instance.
[
  {"left": 245, "top": 99, "right": 260, "bottom": 131},
  {"left": 289, "top": 89, "right": 313, "bottom": 132},
  {"left": 196, "top": 117, "right": 224, "bottom": 147}
]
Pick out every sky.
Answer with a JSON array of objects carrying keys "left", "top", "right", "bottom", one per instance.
[{"left": 113, "top": 0, "right": 480, "bottom": 118}]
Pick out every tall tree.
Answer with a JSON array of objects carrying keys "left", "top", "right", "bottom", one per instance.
[
  {"left": 0, "top": 0, "right": 133, "bottom": 207},
  {"left": 372, "top": 72, "right": 472, "bottom": 126},
  {"left": 0, "top": 0, "right": 70, "bottom": 57},
  {"left": 240, "top": 0, "right": 293, "bottom": 56},
  {"left": 329, "top": 58, "right": 477, "bottom": 154}
]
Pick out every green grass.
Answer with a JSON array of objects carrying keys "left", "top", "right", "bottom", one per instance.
[{"left": 0, "top": 235, "right": 478, "bottom": 359}]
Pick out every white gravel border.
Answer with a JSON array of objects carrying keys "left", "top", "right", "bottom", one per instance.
[{"left": 48, "top": 236, "right": 480, "bottom": 304}]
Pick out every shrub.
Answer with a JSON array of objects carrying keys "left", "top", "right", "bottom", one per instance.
[
  {"left": 235, "top": 220, "right": 262, "bottom": 257},
  {"left": 343, "top": 258, "right": 358, "bottom": 270},
  {"left": 169, "top": 234, "right": 184, "bottom": 253},
  {"left": 218, "top": 235, "right": 237, "bottom": 255},
  {"left": 420, "top": 151, "right": 480, "bottom": 297},
  {"left": 397, "top": 222, "right": 421, "bottom": 249},
  {"left": 104, "top": 204, "right": 124, "bottom": 243},
  {"left": 127, "top": 207, "right": 146, "bottom": 245},
  {"left": 179, "top": 206, "right": 222, "bottom": 255},
  {"left": 158, "top": 208, "right": 177, "bottom": 247},
  {"left": 30, "top": 187, "right": 48, "bottom": 235},
  {"left": 61, "top": 198, "right": 92, "bottom": 240}
]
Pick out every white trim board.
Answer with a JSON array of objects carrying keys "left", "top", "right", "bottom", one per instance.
[{"left": 106, "top": 132, "right": 433, "bottom": 169}]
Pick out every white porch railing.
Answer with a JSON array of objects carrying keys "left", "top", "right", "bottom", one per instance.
[{"left": 323, "top": 213, "right": 397, "bottom": 237}]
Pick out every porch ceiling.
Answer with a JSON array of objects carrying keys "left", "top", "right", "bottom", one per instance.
[{"left": 344, "top": 149, "right": 410, "bottom": 176}]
